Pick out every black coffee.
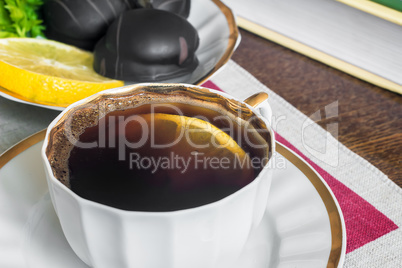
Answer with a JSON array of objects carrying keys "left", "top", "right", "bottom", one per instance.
[{"left": 67, "top": 103, "right": 266, "bottom": 212}]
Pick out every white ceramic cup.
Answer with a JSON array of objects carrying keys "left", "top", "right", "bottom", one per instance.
[{"left": 41, "top": 84, "right": 275, "bottom": 268}]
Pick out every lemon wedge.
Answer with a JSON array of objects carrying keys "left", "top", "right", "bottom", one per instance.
[
  {"left": 0, "top": 38, "right": 124, "bottom": 107},
  {"left": 125, "top": 113, "right": 255, "bottom": 189}
]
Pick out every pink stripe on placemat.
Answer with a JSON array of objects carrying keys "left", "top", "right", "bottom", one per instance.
[
  {"left": 275, "top": 133, "right": 398, "bottom": 253},
  {"left": 201, "top": 81, "right": 222, "bottom": 91},
  {"left": 201, "top": 80, "right": 399, "bottom": 254}
]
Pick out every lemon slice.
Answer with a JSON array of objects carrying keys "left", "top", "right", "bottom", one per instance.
[
  {"left": 125, "top": 113, "right": 255, "bottom": 189},
  {"left": 0, "top": 38, "right": 124, "bottom": 107}
]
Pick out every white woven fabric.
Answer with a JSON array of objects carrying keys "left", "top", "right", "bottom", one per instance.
[{"left": 211, "top": 60, "right": 402, "bottom": 268}]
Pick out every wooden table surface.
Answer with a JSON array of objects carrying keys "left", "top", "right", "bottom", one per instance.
[{"left": 232, "top": 29, "right": 402, "bottom": 188}]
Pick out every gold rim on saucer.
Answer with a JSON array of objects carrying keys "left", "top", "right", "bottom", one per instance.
[
  {"left": 278, "top": 143, "right": 345, "bottom": 267},
  {"left": 196, "top": 0, "right": 239, "bottom": 85},
  {"left": 0, "top": 129, "right": 345, "bottom": 267}
]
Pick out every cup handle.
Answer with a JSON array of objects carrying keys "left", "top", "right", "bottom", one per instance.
[{"left": 244, "top": 92, "right": 272, "bottom": 124}]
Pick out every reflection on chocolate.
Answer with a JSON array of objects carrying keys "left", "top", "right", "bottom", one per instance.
[
  {"left": 93, "top": 9, "right": 199, "bottom": 82},
  {"left": 42, "top": 0, "right": 133, "bottom": 50},
  {"left": 133, "top": 0, "right": 191, "bottom": 18}
]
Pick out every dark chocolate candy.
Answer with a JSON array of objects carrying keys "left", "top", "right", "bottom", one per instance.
[
  {"left": 42, "top": 0, "right": 133, "bottom": 50},
  {"left": 133, "top": 0, "right": 191, "bottom": 18},
  {"left": 44, "top": 28, "right": 98, "bottom": 51},
  {"left": 93, "top": 9, "right": 199, "bottom": 82}
]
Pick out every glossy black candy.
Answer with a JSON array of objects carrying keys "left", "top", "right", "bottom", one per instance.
[
  {"left": 42, "top": 0, "right": 133, "bottom": 50},
  {"left": 133, "top": 0, "right": 191, "bottom": 18},
  {"left": 93, "top": 9, "right": 199, "bottom": 82}
]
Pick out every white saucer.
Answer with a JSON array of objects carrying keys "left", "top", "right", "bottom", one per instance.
[
  {"left": 0, "top": 131, "right": 346, "bottom": 267},
  {"left": 0, "top": 0, "right": 240, "bottom": 111}
]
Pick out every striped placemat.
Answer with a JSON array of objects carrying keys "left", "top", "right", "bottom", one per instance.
[{"left": 208, "top": 61, "right": 402, "bottom": 267}]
